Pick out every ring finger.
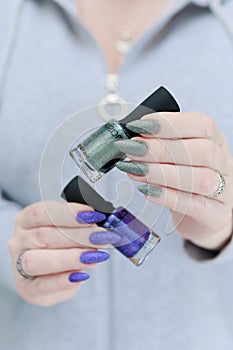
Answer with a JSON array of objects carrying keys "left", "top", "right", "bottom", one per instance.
[
  {"left": 126, "top": 138, "right": 226, "bottom": 171},
  {"left": 18, "top": 248, "right": 109, "bottom": 277},
  {"left": 126, "top": 163, "right": 229, "bottom": 201}
]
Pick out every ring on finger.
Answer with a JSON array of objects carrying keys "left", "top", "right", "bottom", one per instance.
[
  {"left": 16, "top": 249, "right": 36, "bottom": 280},
  {"left": 205, "top": 171, "right": 226, "bottom": 199}
]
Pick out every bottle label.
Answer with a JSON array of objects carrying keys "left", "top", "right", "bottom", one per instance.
[{"left": 104, "top": 122, "right": 125, "bottom": 141}]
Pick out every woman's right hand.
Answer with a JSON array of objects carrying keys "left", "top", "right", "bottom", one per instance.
[{"left": 8, "top": 201, "right": 120, "bottom": 306}]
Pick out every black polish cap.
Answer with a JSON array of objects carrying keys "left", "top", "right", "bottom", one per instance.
[
  {"left": 121, "top": 86, "right": 180, "bottom": 126},
  {"left": 61, "top": 176, "right": 115, "bottom": 215}
]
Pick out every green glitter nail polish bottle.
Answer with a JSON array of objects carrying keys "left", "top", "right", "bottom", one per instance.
[{"left": 70, "top": 86, "right": 179, "bottom": 182}]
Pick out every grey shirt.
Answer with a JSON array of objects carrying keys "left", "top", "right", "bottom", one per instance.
[{"left": 0, "top": 0, "right": 233, "bottom": 349}]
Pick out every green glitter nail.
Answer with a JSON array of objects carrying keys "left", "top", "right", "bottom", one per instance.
[
  {"left": 137, "top": 185, "right": 162, "bottom": 197},
  {"left": 116, "top": 161, "right": 148, "bottom": 175},
  {"left": 126, "top": 120, "right": 161, "bottom": 134},
  {"left": 114, "top": 140, "right": 148, "bottom": 156}
]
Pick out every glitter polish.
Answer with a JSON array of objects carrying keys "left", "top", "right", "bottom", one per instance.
[
  {"left": 79, "top": 251, "right": 110, "bottom": 264},
  {"left": 137, "top": 184, "right": 163, "bottom": 197},
  {"left": 126, "top": 119, "right": 161, "bottom": 134},
  {"left": 69, "top": 272, "right": 90, "bottom": 283},
  {"left": 76, "top": 211, "right": 106, "bottom": 224},
  {"left": 70, "top": 86, "right": 179, "bottom": 182},
  {"left": 114, "top": 140, "right": 148, "bottom": 156},
  {"left": 116, "top": 161, "right": 149, "bottom": 176},
  {"left": 61, "top": 176, "right": 161, "bottom": 266},
  {"left": 89, "top": 231, "right": 122, "bottom": 245}
]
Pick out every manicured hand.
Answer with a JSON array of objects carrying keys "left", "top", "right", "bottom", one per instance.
[
  {"left": 8, "top": 201, "right": 120, "bottom": 306},
  {"left": 115, "top": 112, "right": 233, "bottom": 251}
]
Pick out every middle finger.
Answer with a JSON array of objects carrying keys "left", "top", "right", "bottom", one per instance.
[
  {"left": 22, "top": 226, "right": 118, "bottom": 250},
  {"left": 123, "top": 138, "right": 226, "bottom": 171}
]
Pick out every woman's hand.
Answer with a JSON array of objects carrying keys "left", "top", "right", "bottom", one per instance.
[
  {"left": 115, "top": 112, "right": 233, "bottom": 251},
  {"left": 8, "top": 201, "right": 120, "bottom": 306}
]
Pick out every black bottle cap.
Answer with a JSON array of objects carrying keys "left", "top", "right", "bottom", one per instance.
[
  {"left": 121, "top": 86, "right": 180, "bottom": 126},
  {"left": 61, "top": 176, "right": 115, "bottom": 215}
]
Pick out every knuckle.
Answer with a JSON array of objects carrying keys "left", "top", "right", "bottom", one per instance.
[
  {"left": 33, "top": 280, "right": 50, "bottom": 296},
  {"left": 157, "top": 140, "right": 169, "bottom": 161},
  {"left": 55, "top": 275, "right": 70, "bottom": 292},
  {"left": 29, "top": 205, "right": 44, "bottom": 227},
  {"left": 8, "top": 239, "right": 15, "bottom": 254},
  {"left": 15, "top": 212, "right": 23, "bottom": 226},
  {"left": 33, "top": 227, "right": 49, "bottom": 249},
  {"left": 197, "top": 112, "right": 216, "bottom": 138},
  {"left": 191, "top": 194, "right": 207, "bottom": 213},
  {"left": 22, "top": 252, "right": 34, "bottom": 276},
  {"left": 201, "top": 141, "right": 216, "bottom": 166},
  {"left": 60, "top": 253, "right": 75, "bottom": 271},
  {"left": 197, "top": 170, "right": 216, "bottom": 194},
  {"left": 201, "top": 114, "right": 216, "bottom": 138}
]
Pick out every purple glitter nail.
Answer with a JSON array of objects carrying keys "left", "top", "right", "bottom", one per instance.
[
  {"left": 89, "top": 231, "right": 122, "bottom": 245},
  {"left": 80, "top": 251, "right": 110, "bottom": 264},
  {"left": 76, "top": 211, "right": 106, "bottom": 224},
  {"left": 69, "top": 272, "right": 90, "bottom": 283}
]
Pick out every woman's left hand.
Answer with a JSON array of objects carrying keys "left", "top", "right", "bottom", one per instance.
[{"left": 115, "top": 112, "right": 233, "bottom": 251}]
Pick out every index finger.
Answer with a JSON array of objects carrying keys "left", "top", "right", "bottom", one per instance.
[
  {"left": 17, "top": 201, "right": 96, "bottom": 229},
  {"left": 141, "top": 112, "right": 224, "bottom": 146}
]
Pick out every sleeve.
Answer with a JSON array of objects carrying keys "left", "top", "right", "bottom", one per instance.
[
  {"left": 184, "top": 234, "right": 233, "bottom": 264},
  {"left": 0, "top": 191, "right": 23, "bottom": 292},
  {"left": 0, "top": 0, "right": 25, "bottom": 292}
]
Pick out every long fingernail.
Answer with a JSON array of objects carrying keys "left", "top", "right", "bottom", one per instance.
[
  {"left": 126, "top": 120, "right": 161, "bottom": 134},
  {"left": 114, "top": 140, "right": 148, "bottom": 156},
  {"left": 116, "top": 161, "right": 148, "bottom": 175},
  {"left": 137, "top": 184, "right": 163, "bottom": 197},
  {"left": 69, "top": 272, "right": 90, "bottom": 283},
  {"left": 89, "top": 231, "right": 121, "bottom": 245},
  {"left": 80, "top": 251, "right": 110, "bottom": 264},
  {"left": 76, "top": 211, "right": 106, "bottom": 224}
]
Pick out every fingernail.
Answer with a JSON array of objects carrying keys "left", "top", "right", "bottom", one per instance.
[
  {"left": 69, "top": 272, "right": 90, "bottom": 283},
  {"left": 116, "top": 161, "right": 148, "bottom": 175},
  {"left": 126, "top": 120, "right": 161, "bottom": 134},
  {"left": 76, "top": 211, "right": 106, "bottom": 224},
  {"left": 114, "top": 140, "right": 148, "bottom": 156},
  {"left": 137, "top": 184, "right": 163, "bottom": 197},
  {"left": 89, "top": 231, "right": 121, "bottom": 245},
  {"left": 80, "top": 251, "right": 110, "bottom": 264}
]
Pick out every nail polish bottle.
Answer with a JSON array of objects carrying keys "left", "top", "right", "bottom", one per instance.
[
  {"left": 70, "top": 86, "right": 180, "bottom": 182},
  {"left": 61, "top": 176, "right": 161, "bottom": 266}
]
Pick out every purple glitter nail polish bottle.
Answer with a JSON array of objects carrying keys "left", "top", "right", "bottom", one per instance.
[{"left": 62, "top": 177, "right": 160, "bottom": 266}]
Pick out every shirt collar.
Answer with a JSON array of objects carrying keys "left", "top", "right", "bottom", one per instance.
[
  {"left": 35, "top": 0, "right": 210, "bottom": 10},
  {"left": 176, "top": 0, "right": 209, "bottom": 6}
]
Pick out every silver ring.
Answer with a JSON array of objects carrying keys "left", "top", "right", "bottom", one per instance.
[
  {"left": 16, "top": 249, "right": 36, "bottom": 280},
  {"left": 206, "top": 171, "right": 226, "bottom": 199}
]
